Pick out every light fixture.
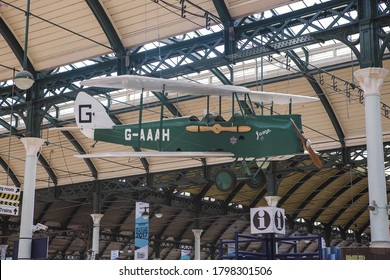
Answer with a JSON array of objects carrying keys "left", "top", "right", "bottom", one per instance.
[
  {"left": 14, "top": 0, "right": 34, "bottom": 90},
  {"left": 141, "top": 209, "right": 150, "bottom": 219},
  {"left": 154, "top": 211, "right": 163, "bottom": 219},
  {"left": 140, "top": 207, "right": 163, "bottom": 219},
  {"left": 14, "top": 70, "right": 34, "bottom": 90}
]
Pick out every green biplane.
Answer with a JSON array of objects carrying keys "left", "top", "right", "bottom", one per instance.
[{"left": 73, "top": 75, "right": 321, "bottom": 191}]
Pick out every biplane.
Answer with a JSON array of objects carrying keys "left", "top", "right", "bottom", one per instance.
[{"left": 73, "top": 75, "right": 321, "bottom": 191}]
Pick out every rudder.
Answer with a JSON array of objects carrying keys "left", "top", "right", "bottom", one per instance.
[{"left": 74, "top": 92, "right": 115, "bottom": 139}]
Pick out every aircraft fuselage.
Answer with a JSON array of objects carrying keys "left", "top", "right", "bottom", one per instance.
[{"left": 93, "top": 114, "right": 304, "bottom": 158}]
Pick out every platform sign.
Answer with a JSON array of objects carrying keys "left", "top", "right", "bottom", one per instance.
[
  {"left": 134, "top": 201, "right": 149, "bottom": 260},
  {"left": 0, "top": 185, "right": 21, "bottom": 195},
  {"left": 110, "top": 250, "right": 120, "bottom": 260},
  {"left": 250, "top": 207, "right": 285, "bottom": 234},
  {"left": 181, "top": 249, "right": 191, "bottom": 260},
  {"left": 0, "top": 205, "right": 19, "bottom": 216},
  {"left": 0, "top": 185, "right": 20, "bottom": 216}
]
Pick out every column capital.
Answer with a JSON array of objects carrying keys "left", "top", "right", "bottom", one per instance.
[
  {"left": 354, "top": 67, "right": 389, "bottom": 97},
  {"left": 90, "top": 213, "right": 104, "bottom": 225},
  {"left": 21, "top": 137, "right": 45, "bottom": 156},
  {"left": 264, "top": 196, "right": 281, "bottom": 207},
  {"left": 192, "top": 229, "right": 203, "bottom": 237}
]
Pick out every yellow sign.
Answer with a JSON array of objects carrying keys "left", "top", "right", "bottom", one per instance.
[{"left": 345, "top": 255, "right": 365, "bottom": 260}]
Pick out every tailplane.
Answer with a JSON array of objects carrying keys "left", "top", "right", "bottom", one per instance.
[{"left": 74, "top": 92, "right": 115, "bottom": 139}]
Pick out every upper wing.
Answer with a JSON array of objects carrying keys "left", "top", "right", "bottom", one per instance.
[
  {"left": 81, "top": 75, "right": 248, "bottom": 96},
  {"left": 249, "top": 90, "right": 319, "bottom": 104},
  {"left": 80, "top": 75, "right": 319, "bottom": 104},
  {"left": 74, "top": 151, "right": 235, "bottom": 158}
]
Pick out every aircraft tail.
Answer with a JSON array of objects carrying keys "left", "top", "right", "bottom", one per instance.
[{"left": 74, "top": 92, "right": 115, "bottom": 139}]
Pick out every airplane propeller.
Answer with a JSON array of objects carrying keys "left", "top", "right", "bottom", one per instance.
[
  {"left": 290, "top": 119, "right": 322, "bottom": 169},
  {"left": 186, "top": 124, "right": 251, "bottom": 134}
]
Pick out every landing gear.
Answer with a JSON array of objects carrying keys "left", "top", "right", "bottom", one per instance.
[
  {"left": 247, "top": 168, "right": 266, "bottom": 189},
  {"left": 214, "top": 162, "right": 267, "bottom": 192},
  {"left": 215, "top": 168, "right": 237, "bottom": 192}
]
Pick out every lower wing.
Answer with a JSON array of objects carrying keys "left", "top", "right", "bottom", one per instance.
[{"left": 74, "top": 151, "right": 235, "bottom": 158}]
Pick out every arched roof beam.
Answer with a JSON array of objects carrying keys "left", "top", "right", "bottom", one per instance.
[
  {"left": 44, "top": 113, "right": 96, "bottom": 181},
  {"left": 310, "top": 176, "right": 365, "bottom": 223},
  {"left": 195, "top": 181, "right": 214, "bottom": 200},
  {"left": 286, "top": 49, "right": 346, "bottom": 151},
  {"left": 225, "top": 181, "right": 246, "bottom": 205},
  {"left": 293, "top": 170, "right": 346, "bottom": 219},
  {"left": 37, "top": 153, "right": 58, "bottom": 186},
  {"left": 0, "top": 119, "right": 18, "bottom": 136},
  {"left": 61, "top": 130, "right": 98, "bottom": 180},
  {"left": 328, "top": 187, "right": 368, "bottom": 227},
  {"left": 278, "top": 170, "right": 319, "bottom": 207},
  {"left": 344, "top": 204, "right": 369, "bottom": 233},
  {"left": 85, "top": 0, "right": 126, "bottom": 56},
  {"left": 0, "top": 155, "right": 20, "bottom": 187},
  {"left": 249, "top": 188, "right": 267, "bottom": 208},
  {"left": 0, "top": 17, "right": 35, "bottom": 75},
  {"left": 35, "top": 201, "right": 53, "bottom": 224},
  {"left": 211, "top": 0, "right": 231, "bottom": 24}
]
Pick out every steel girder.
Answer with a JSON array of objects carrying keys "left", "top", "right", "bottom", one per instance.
[{"left": 1, "top": 1, "right": 389, "bottom": 114}]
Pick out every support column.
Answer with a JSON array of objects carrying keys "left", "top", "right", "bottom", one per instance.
[
  {"left": 265, "top": 164, "right": 281, "bottom": 206},
  {"left": 18, "top": 137, "right": 45, "bottom": 259},
  {"left": 90, "top": 213, "right": 104, "bottom": 260},
  {"left": 192, "top": 229, "right": 203, "bottom": 260},
  {"left": 354, "top": 67, "right": 390, "bottom": 248}
]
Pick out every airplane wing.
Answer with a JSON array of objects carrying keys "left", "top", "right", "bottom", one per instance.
[
  {"left": 249, "top": 90, "right": 319, "bottom": 104},
  {"left": 80, "top": 75, "right": 319, "bottom": 104},
  {"left": 49, "top": 127, "right": 80, "bottom": 131},
  {"left": 74, "top": 151, "right": 235, "bottom": 158},
  {"left": 81, "top": 75, "right": 248, "bottom": 96}
]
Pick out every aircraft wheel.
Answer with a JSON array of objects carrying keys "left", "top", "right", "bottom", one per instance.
[
  {"left": 215, "top": 168, "right": 237, "bottom": 192},
  {"left": 247, "top": 169, "right": 266, "bottom": 189}
]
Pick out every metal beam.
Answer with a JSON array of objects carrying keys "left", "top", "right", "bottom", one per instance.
[
  {"left": 0, "top": 155, "right": 20, "bottom": 187},
  {"left": 357, "top": 0, "right": 382, "bottom": 67},
  {"left": 328, "top": 187, "right": 368, "bottom": 226},
  {"left": 0, "top": 119, "right": 18, "bottom": 136},
  {"left": 278, "top": 170, "right": 319, "bottom": 207},
  {"left": 0, "top": 16, "right": 35, "bottom": 74},
  {"left": 211, "top": 0, "right": 231, "bottom": 24},
  {"left": 288, "top": 51, "right": 346, "bottom": 148},
  {"left": 293, "top": 170, "right": 346, "bottom": 219},
  {"left": 37, "top": 153, "right": 58, "bottom": 186},
  {"left": 310, "top": 176, "right": 365, "bottom": 222},
  {"left": 61, "top": 130, "right": 98, "bottom": 179},
  {"left": 85, "top": 0, "right": 126, "bottom": 56}
]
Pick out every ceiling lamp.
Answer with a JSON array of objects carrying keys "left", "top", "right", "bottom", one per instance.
[
  {"left": 140, "top": 208, "right": 163, "bottom": 219},
  {"left": 14, "top": 70, "right": 34, "bottom": 90},
  {"left": 154, "top": 211, "right": 163, "bottom": 219},
  {"left": 141, "top": 209, "right": 150, "bottom": 219}
]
